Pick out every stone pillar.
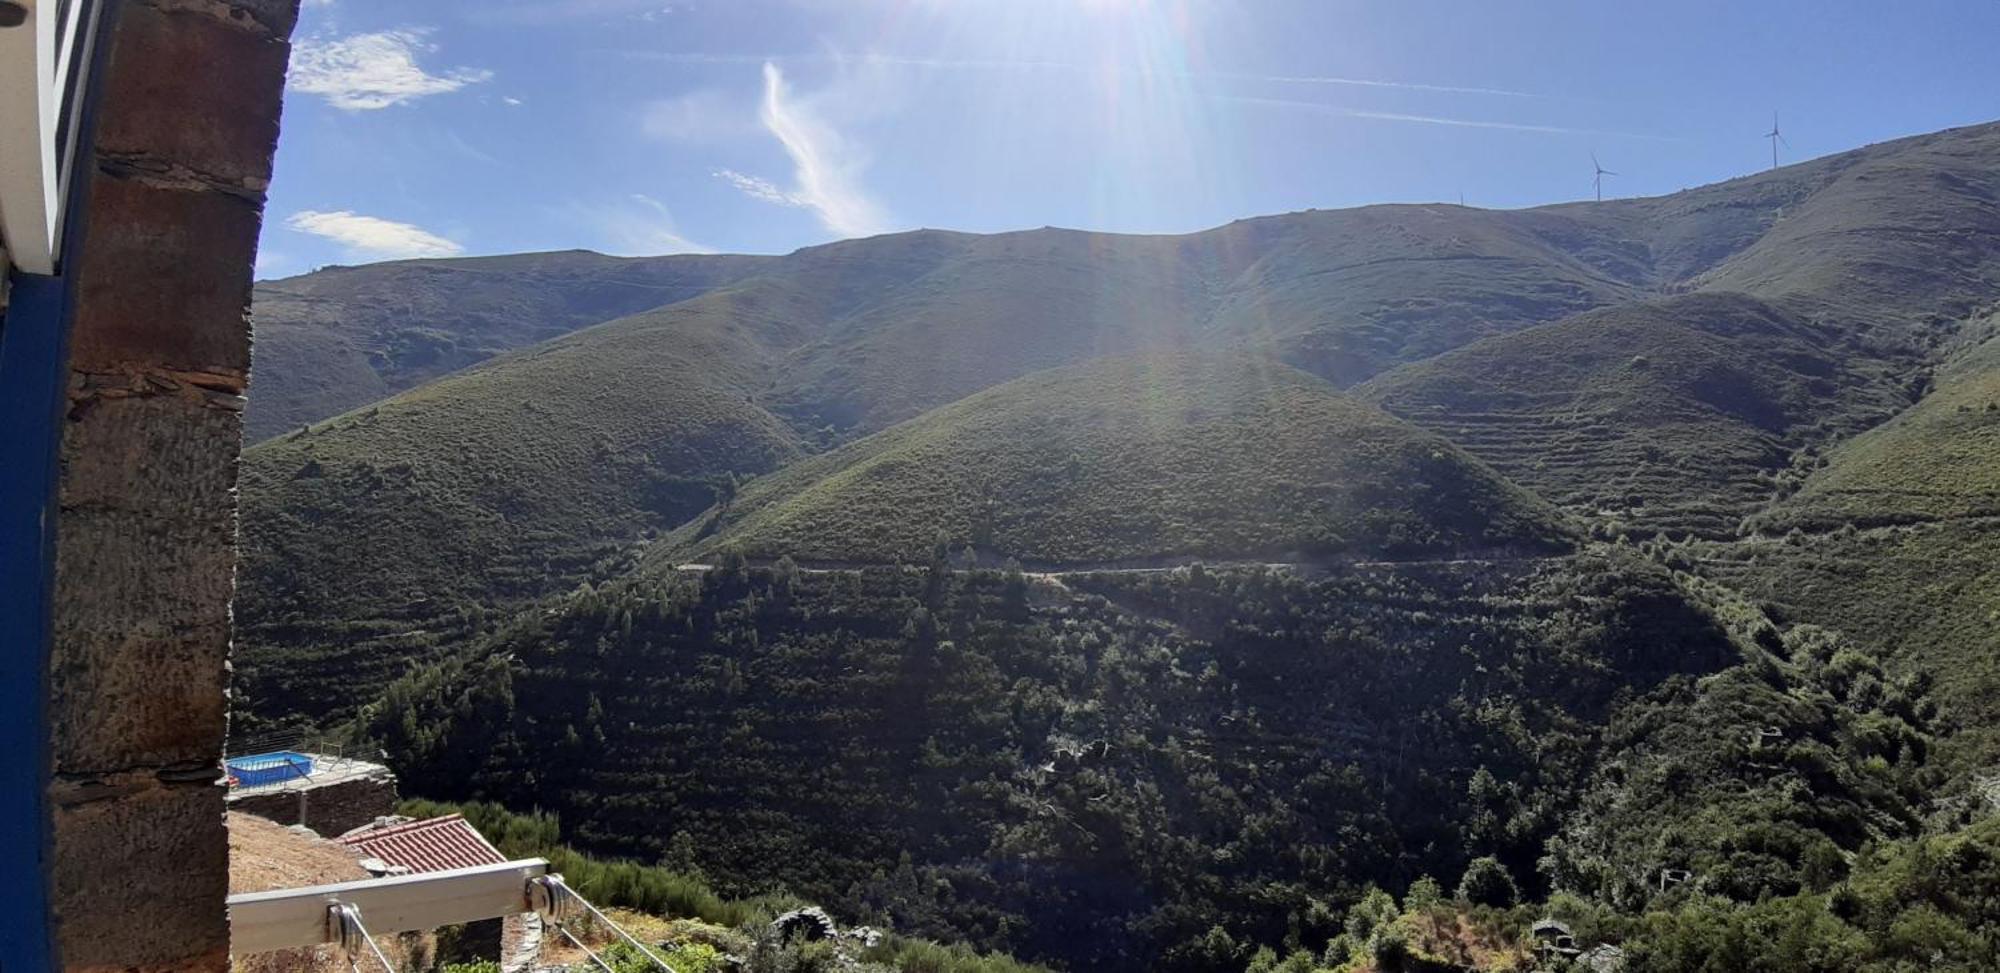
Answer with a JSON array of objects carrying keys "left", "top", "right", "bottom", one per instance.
[{"left": 45, "top": 1, "right": 297, "bottom": 969}]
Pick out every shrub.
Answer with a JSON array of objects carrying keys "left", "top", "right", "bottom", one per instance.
[{"left": 1456, "top": 856, "right": 1518, "bottom": 907}]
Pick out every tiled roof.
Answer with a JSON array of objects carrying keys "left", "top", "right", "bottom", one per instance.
[{"left": 336, "top": 814, "right": 507, "bottom": 873}]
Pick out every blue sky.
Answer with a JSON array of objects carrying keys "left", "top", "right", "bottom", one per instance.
[{"left": 256, "top": 0, "right": 2000, "bottom": 278}]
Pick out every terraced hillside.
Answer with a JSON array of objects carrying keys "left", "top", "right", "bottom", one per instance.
[
  {"left": 231, "top": 120, "right": 2000, "bottom": 973},
  {"left": 1687, "top": 317, "right": 2000, "bottom": 775},
  {"left": 1362, "top": 292, "right": 1914, "bottom": 538},
  {"left": 236, "top": 298, "right": 811, "bottom": 723},
  {"left": 690, "top": 353, "right": 1571, "bottom": 565},
  {"left": 247, "top": 249, "right": 770, "bottom": 440},
  {"left": 1753, "top": 312, "right": 2000, "bottom": 530},
  {"left": 365, "top": 555, "right": 1754, "bottom": 970},
  {"left": 237, "top": 121, "right": 2000, "bottom": 734}
]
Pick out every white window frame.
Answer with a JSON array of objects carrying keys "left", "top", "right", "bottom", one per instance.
[{"left": 0, "top": 0, "right": 102, "bottom": 275}]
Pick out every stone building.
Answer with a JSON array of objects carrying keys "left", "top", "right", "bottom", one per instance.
[{"left": 0, "top": 0, "right": 300, "bottom": 968}]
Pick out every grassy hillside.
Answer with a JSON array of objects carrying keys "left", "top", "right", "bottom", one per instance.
[
  {"left": 1681, "top": 319, "right": 2000, "bottom": 781},
  {"left": 226, "top": 120, "right": 2000, "bottom": 972},
  {"left": 1752, "top": 316, "right": 2000, "bottom": 530},
  {"left": 236, "top": 296, "right": 811, "bottom": 723},
  {"left": 1362, "top": 292, "right": 1914, "bottom": 539},
  {"left": 1699, "top": 123, "right": 2000, "bottom": 352},
  {"left": 247, "top": 249, "right": 769, "bottom": 441},
  {"left": 693, "top": 354, "right": 1571, "bottom": 565},
  {"left": 234, "top": 122, "right": 2000, "bottom": 728},
  {"left": 1195, "top": 204, "right": 1652, "bottom": 386}
]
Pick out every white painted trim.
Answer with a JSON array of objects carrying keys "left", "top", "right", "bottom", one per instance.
[
  {"left": 227, "top": 858, "right": 550, "bottom": 956},
  {"left": 0, "top": 0, "right": 98, "bottom": 275}
]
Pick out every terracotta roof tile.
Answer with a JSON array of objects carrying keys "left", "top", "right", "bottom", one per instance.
[{"left": 337, "top": 814, "right": 507, "bottom": 873}]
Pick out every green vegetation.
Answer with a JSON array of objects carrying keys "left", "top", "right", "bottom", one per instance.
[
  {"left": 1705, "top": 327, "right": 2000, "bottom": 778},
  {"left": 399, "top": 799, "right": 1047, "bottom": 973},
  {"left": 1752, "top": 320, "right": 2000, "bottom": 531},
  {"left": 234, "top": 308, "right": 808, "bottom": 723},
  {"left": 1362, "top": 292, "right": 1914, "bottom": 539},
  {"left": 1226, "top": 816, "right": 2000, "bottom": 972},
  {"left": 232, "top": 121, "right": 2000, "bottom": 971},
  {"left": 693, "top": 354, "right": 1572, "bottom": 565},
  {"left": 248, "top": 249, "right": 769, "bottom": 441},
  {"left": 360, "top": 555, "right": 1768, "bottom": 969}
]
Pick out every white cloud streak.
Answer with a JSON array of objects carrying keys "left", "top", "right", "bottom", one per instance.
[
  {"left": 290, "top": 29, "right": 492, "bottom": 110},
  {"left": 286, "top": 210, "right": 464, "bottom": 260},
  {"left": 753, "top": 61, "right": 889, "bottom": 238},
  {"left": 1211, "top": 71, "right": 1537, "bottom": 99},
  {"left": 563, "top": 195, "right": 714, "bottom": 256},
  {"left": 618, "top": 50, "right": 1545, "bottom": 99},
  {"left": 714, "top": 169, "right": 805, "bottom": 207},
  {"left": 1227, "top": 95, "right": 1681, "bottom": 142}
]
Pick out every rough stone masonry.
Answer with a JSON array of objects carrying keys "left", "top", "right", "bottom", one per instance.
[{"left": 45, "top": 1, "right": 298, "bottom": 969}]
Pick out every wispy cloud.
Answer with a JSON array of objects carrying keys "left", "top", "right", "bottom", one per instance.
[
  {"left": 750, "top": 61, "right": 890, "bottom": 239},
  {"left": 714, "top": 169, "right": 805, "bottom": 207},
  {"left": 470, "top": 0, "right": 681, "bottom": 26},
  {"left": 618, "top": 50, "right": 1546, "bottom": 100},
  {"left": 286, "top": 210, "right": 464, "bottom": 260},
  {"left": 290, "top": 28, "right": 491, "bottom": 110},
  {"left": 1227, "top": 95, "right": 1680, "bottom": 142},
  {"left": 568, "top": 194, "right": 714, "bottom": 256},
  {"left": 1211, "top": 71, "right": 1538, "bottom": 99}
]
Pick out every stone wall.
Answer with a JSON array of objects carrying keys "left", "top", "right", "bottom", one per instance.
[
  {"left": 227, "top": 771, "right": 401, "bottom": 838},
  {"left": 45, "top": 1, "right": 298, "bottom": 969}
]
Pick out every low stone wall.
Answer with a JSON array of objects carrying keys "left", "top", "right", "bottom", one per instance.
[{"left": 228, "top": 770, "right": 398, "bottom": 838}]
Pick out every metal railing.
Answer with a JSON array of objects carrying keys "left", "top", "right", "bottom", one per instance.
[
  {"left": 229, "top": 860, "right": 681, "bottom": 972},
  {"left": 223, "top": 727, "right": 386, "bottom": 795}
]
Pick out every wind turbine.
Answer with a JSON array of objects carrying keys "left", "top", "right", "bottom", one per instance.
[
  {"left": 1765, "top": 111, "right": 1788, "bottom": 170},
  {"left": 1592, "top": 152, "right": 1616, "bottom": 202}
]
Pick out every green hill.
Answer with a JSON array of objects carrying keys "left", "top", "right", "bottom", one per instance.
[
  {"left": 1362, "top": 292, "right": 1914, "bottom": 538},
  {"left": 1698, "top": 123, "right": 2000, "bottom": 349},
  {"left": 1753, "top": 315, "right": 2000, "bottom": 530},
  {"left": 223, "top": 120, "right": 2000, "bottom": 973},
  {"left": 691, "top": 354, "right": 1571, "bottom": 565},
  {"left": 247, "top": 249, "right": 770, "bottom": 441},
  {"left": 361, "top": 552, "right": 1950, "bottom": 970},
  {"left": 232, "top": 121, "right": 2000, "bottom": 728},
  {"left": 365, "top": 555, "right": 1756, "bottom": 970},
  {"left": 1689, "top": 318, "right": 2000, "bottom": 777},
  {"left": 235, "top": 295, "right": 810, "bottom": 722}
]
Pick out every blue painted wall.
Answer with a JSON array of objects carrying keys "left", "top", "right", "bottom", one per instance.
[{"left": 0, "top": 270, "right": 73, "bottom": 968}]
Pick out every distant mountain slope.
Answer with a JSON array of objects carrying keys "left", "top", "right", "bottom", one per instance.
[
  {"left": 767, "top": 206, "right": 1675, "bottom": 436},
  {"left": 1698, "top": 123, "right": 2000, "bottom": 346},
  {"left": 1362, "top": 292, "right": 1913, "bottom": 538},
  {"left": 1691, "top": 318, "right": 2000, "bottom": 776},
  {"left": 234, "top": 120, "right": 2000, "bottom": 730},
  {"left": 1195, "top": 204, "right": 1653, "bottom": 385},
  {"left": 1752, "top": 315, "right": 2000, "bottom": 530},
  {"left": 236, "top": 291, "right": 815, "bottom": 721},
  {"left": 691, "top": 354, "right": 1571, "bottom": 565},
  {"left": 246, "top": 250, "right": 770, "bottom": 441}
]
